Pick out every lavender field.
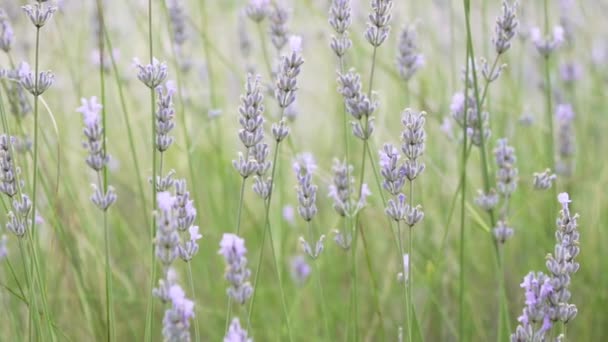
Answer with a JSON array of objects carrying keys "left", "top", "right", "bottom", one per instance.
[{"left": 0, "top": 0, "right": 605, "bottom": 341}]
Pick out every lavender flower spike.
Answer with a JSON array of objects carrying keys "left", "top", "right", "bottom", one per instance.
[
  {"left": 270, "top": 3, "right": 290, "bottom": 51},
  {"left": 290, "top": 255, "right": 311, "bottom": 285},
  {"left": 493, "top": 0, "right": 518, "bottom": 55},
  {"left": 162, "top": 284, "right": 195, "bottom": 342},
  {"left": 77, "top": 97, "right": 108, "bottom": 172},
  {"left": 533, "top": 169, "right": 556, "bottom": 190},
  {"left": 0, "top": 234, "right": 7, "bottom": 261},
  {"left": 19, "top": 62, "right": 54, "bottom": 96},
  {"left": 246, "top": 0, "right": 270, "bottom": 23},
  {"left": 22, "top": 2, "right": 57, "bottom": 28},
  {"left": 155, "top": 192, "right": 180, "bottom": 267},
  {"left": 365, "top": 0, "right": 393, "bottom": 47},
  {"left": 396, "top": 24, "right": 424, "bottom": 82},
  {"left": 0, "top": 9, "right": 14, "bottom": 53},
  {"left": 0, "top": 135, "right": 20, "bottom": 198},
  {"left": 530, "top": 26, "right": 564, "bottom": 57},
  {"left": 155, "top": 81, "right": 177, "bottom": 152},
  {"left": 219, "top": 233, "right": 253, "bottom": 304},
  {"left": 134, "top": 58, "right": 168, "bottom": 88},
  {"left": 329, "top": 0, "right": 352, "bottom": 58},
  {"left": 224, "top": 318, "right": 252, "bottom": 342}
]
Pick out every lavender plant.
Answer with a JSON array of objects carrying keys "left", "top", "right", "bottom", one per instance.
[
  {"left": 533, "top": 169, "right": 557, "bottom": 190},
  {"left": 77, "top": 96, "right": 117, "bottom": 339},
  {"left": 511, "top": 193, "right": 579, "bottom": 341},
  {"left": 555, "top": 104, "right": 575, "bottom": 177},
  {"left": 396, "top": 24, "right": 424, "bottom": 83},
  {"left": 247, "top": 38, "right": 304, "bottom": 341},
  {"left": 269, "top": 3, "right": 289, "bottom": 52},
  {"left": 17, "top": 1, "right": 58, "bottom": 338},
  {"left": 220, "top": 233, "right": 253, "bottom": 337},
  {"left": 0, "top": 9, "right": 14, "bottom": 53}
]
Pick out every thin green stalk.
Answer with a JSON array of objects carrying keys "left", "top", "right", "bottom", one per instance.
[
  {"left": 463, "top": 2, "right": 512, "bottom": 338},
  {"left": 223, "top": 175, "right": 248, "bottom": 333},
  {"left": 19, "top": 239, "right": 40, "bottom": 339},
  {"left": 235, "top": 178, "right": 248, "bottom": 236},
  {"left": 308, "top": 221, "right": 330, "bottom": 340},
  {"left": 256, "top": 23, "right": 274, "bottom": 80},
  {"left": 349, "top": 44, "right": 378, "bottom": 342},
  {"left": 29, "top": 24, "right": 55, "bottom": 341},
  {"left": 144, "top": 0, "right": 156, "bottom": 340},
  {"left": 187, "top": 263, "right": 200, "bottom": 342},
  {"left": 95, "top": 3, "right": 115, "bottom": 338},
  {"left": 351, "top": 215, "right": 359, "bottom": 341},
  {"left": 160, "top": 0, "right": 204, "bottom": 226},
  {"left": 396, "top": 221, "right": 408, "bottom": 337},
  {"left": 101, "top": 21, "right": 149, "bottom": 229},
  {"left": 463, "top": 1, "right": 493, "bottom": 214},
  {"left": 542, "top": 0, "right": 556, "bottom": 189},
  {"left": 407, "top": 183, "right": 414, "bottom": 342},
  {"left": 247, "top": 111, "right": 293, "bottom": 341},
  {"left": 459, "top": 17, "right": 472, "bottom": 339},
  {"left": 26, "top": 225, "right": 53, "bottom": 340}
]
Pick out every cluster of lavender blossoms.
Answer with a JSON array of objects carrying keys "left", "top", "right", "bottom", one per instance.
[
  {"left": 380, "top": 109, "right": 426, "bottom": 227},
  {"left": 533, "top": 169, "right": 557, "bottom": 190},
  {"left": 492, "top": 1, "right": 518, "bottom": 55},
  {"left": 328, "top": 0, "right": 352, "bottom": 58},
  {"left": 269, "top": 2, "right": 289, "bottom": 51},
  {"left": 166, "top": 0, "right": 191, "bottom": 72},
  {"left": 365, "top": 0, "right": 393, "bottom": 47},
  {"left": 21, "top": 1, "right": 57, "bottom": 29},
  {"left": 246, "top": 0, "right": 270, "bottom": 23},
  {"left": 489, "top": 138, "right": 518, "bottom": 243},
  {"left": 220, "top": 234, "right": 253, "bottom": 341},
  {"left": 512, "top": 193, "right": 579, "bottom": 341},
  {"left": 233, "top": 74, "right": 270, "bottom": 188},
  {"left": 77, "top": 97, "right": 117, "bottom": 211},
  {"left": 162, "top": 282, "right": 195, "bottom": 342},
  {"left": 530, "top": 26, "right": 565, "bottom": 57},
  {"left": 154, "top": 192, "right": 202, "bottom": 267},
  {"left": 224, "top": 318, "right": 252, "bottom": 342},
  {"left": 396, "top": 24, "right": 424, "bottom": 82},
  {"left": 338, "top": 70, "right": 377, "bottom": 141},
  {"left": 153, "top": 191, "right": 201, "bottom": 341},
  {"left": 329, "top": 159, "right": 370, "bottom": 250},
  {"left": 555, "top": 104, "right": 575, "bottom": 177},
  {"left": 219, "top": 233, "right": 253, "bottom": 305},
  {"left": 19, "top": 2, "right": 57, "bottom": 96},
  {"left": 293, "top": 153, "right": 325, "bottom": 259},
  {"left": 0, "top": 135, "right": 31, "bottom": 238},
  {"left": 0, "top": 63, "right": 32, "bottom": 121},
  {"left": 451, "top": 0, "right": 519, "bottom": 145},
  {"left": 290, "top": 255, "right": 311, "bottom": 285},
  {"left": 0, "top": 9, "right": 14, "bottom": 53},
  {"left": 450, "top": 69, "right": 491, "bottom": 146}
]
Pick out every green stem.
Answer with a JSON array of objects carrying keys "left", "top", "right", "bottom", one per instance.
[
  {"left": 144, "top": 0, "right": 156, "bottom": 340},
  {"left": 396, "top": 221, "right": 407, "bottom": 337},
  {"left": 308, "top": 221, "right": 330, "bottom": 340},
  {"left": 101, "top": 20, "right": 149, "bottom": 229},
  {"left": 95, "top": 3, "right": 115, "bottom": 338},
  {"left": 247, "top": 113, "right": 293, "bottom": 342},
  {"left": 407, "top": 182, "right": 414, "bottom": 342},
  {"left": 459, "top": 9, "right": 472, "bottom": 337},
  {"left": 19, "top": 239, "right": 40, "bottom": 339},
  {"left": 256, "top": 23, "right": 274, "bottom": 80},
  {"left": 30, "top": 23, "right": 55, "bottom": 341},
  {"left": 223, "top": 175, "right": 248, "bottom": 333},
  {"left": 187, "top": 263, "right": 200, "bottom": 342}
]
